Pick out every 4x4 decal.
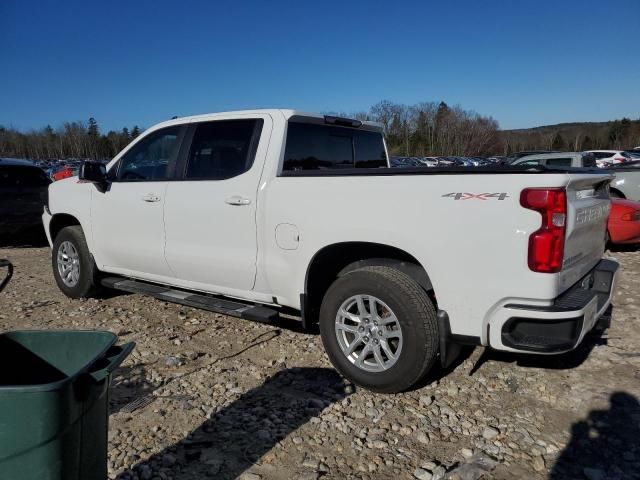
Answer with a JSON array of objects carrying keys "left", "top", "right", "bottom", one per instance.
[{"left": 442, "top": 192, "right": 509, "bottom": 200}]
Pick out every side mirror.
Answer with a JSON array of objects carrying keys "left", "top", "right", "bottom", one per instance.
[{"left": 79, "top": 161, "right": 108, "bottom": 192}]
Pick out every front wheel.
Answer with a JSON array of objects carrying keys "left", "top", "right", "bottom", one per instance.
[
  {"left": 52, "top": 225, "right": 101, "bottom": 298},
  {"left": 319, "top": 266, "right": 439, "bottom": 393}
]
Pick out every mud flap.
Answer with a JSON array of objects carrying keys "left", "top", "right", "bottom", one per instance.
[{"left": 437, "top": 309, "right": 462, "bottom": 368}]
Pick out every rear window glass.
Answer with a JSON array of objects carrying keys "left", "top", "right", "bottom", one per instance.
[
  {"left": 546, "top": 157, "right": 572, "bottom": 167},
  {"left": 283, "top": 122, "right": 387, "bottom": 171}
]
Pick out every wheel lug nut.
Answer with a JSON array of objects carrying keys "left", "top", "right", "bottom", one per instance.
[
  {"left": 363, "top": 336, "right": 369, "bottom": 342},
  {"left": 358, "top": 326, "right": 365, "bottom": 332},
  {"left": 378, "top": 330, "right": 383, "bottom": 336},
  {"left": 374, "top": 339, "right": 379, "bottom": 345}
]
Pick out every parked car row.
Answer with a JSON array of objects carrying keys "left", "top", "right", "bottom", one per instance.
[
  {"left": 507, "top": 152, "right": 640, "bottom": 202},
  {"left": 586, "top": 150, "right": 640, "bottom": 167},
  {"left": 390, "top": 155, "right": 502, "bottom": 167},
  {"left": 32, "top": 158, "right": 109, "bottom": 182},
  {"left": 391, "top": 150, "right": 640, "bottom": 169}
]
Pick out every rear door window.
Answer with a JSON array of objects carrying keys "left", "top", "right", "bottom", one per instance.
[
  {"left": 283, "top": 122, "right": 387, "bottom": 171},
  {"left": 184, "top": 119, "right": 263, "bottom": 180}
]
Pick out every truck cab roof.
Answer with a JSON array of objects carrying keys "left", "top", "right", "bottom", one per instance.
[{"left": 150, "top": 109, "right": 383, "bottom": 133}]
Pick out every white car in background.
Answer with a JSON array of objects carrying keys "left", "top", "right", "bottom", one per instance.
[
  {"left": 418, "top": 156, "right": 440, "bottom": 167},
  {"left": 585, "top": 150, "right": 634, "bottom": 167}
]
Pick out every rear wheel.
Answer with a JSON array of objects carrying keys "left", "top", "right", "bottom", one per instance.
[
  {"left": 52, "top": 225, "right": 101, "bottom": 298},
  {"left": 319, "top": 266, "right": 439, "bottom": 393}
]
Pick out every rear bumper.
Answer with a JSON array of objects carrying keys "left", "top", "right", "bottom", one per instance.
[{"left": 488, "top": 258, "right": 619, "bottom": 354}]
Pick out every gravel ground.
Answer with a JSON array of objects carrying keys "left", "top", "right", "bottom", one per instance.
[{"left": 0, "top": 241, "right": 639, "bottom": 480}]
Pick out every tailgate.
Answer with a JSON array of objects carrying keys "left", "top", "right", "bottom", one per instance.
[{"left": 559, "top": 173, "right": 613, "bottom": 290}]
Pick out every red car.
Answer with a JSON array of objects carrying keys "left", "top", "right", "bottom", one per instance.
[
  {"left": 51, "top": 166, "right": 75, "bottom": 181},
  {"left": 608, "top": 198, "right": 640, "bottom": 245}
]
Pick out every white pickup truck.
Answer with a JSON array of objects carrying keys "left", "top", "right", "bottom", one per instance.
[{"left": 43, "top": 109, "right": 619, "bottom": 393}]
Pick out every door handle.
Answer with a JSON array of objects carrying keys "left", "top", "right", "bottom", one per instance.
[
  {"left": 225, "top": 196, "right": 252, "bottom": 206},
  {"left": 142, "top": 193, "right": 161, "bottom": 202}
]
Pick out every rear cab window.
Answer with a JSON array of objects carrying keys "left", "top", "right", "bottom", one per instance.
[{"left": 282, "top": 118, "right": 388, "bottom": 172}]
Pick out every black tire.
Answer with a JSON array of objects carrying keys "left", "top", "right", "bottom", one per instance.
[
  {"left": 319, "top": 266, "right": 439, "bottom": 393},
  {"left": 610, "top": 190, "right": 623, "bottom": 199},
  {"left": 52, "top": 225, "right": 101, "bottom": 299}
]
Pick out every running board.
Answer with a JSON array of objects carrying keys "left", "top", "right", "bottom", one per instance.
[{"left": 101, "top": 277, "right": 280, "bottom": 323}]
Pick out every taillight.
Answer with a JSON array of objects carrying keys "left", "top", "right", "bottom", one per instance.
[
  {"left": 614, "top": 156, "right": 627, "bottom": 163},
  {"left": 621, "top": 210, "right": 640, "bottom": 221},
  {"left": 520, "top": 188, "right": 567, "bottom": 273}
]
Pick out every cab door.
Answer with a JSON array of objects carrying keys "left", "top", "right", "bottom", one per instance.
[
  {"left": 163, "top": 115, "right": 270, "bottom": 292},
  {"left": 91, "top": 126, "right": 184, "bottom": 279}
]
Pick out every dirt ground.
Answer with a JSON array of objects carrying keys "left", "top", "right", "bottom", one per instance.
[{"left": 1, "top": 238, "right": 639, "bottom": 480}]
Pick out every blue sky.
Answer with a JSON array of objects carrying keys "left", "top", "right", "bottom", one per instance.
[{"left": 1, "top": 0, "right": 638, "bottom": 132}]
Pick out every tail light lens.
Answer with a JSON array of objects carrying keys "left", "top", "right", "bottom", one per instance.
[
  {"left": 621, "top": 210, "right": 640, "bottom": 221},
  {"left": 520, "top": 188, "right": 567, "bottom": 273}
]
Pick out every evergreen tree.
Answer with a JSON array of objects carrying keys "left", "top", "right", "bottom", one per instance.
[
  {"left": 551, "top": 132, "right": 565, "bottom": 150},
  {"left": 131, "top": 125, "right": 141, "bottom": 139},
  {"left": 88, "top": 117, "right": 99, "bottom": 137},
  {"left": 435, "top": 102, "right": 450, "bottom": 125}
]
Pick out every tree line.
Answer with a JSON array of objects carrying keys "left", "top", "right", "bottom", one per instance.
[
  {"left": 501, "top": 118, "right": 640, "bottom": 155},
  {"left": 0, "top": 118, "right": 141, "bottom": 161},
  {"left": 335, "top": 100, "right": 501, "bottom": 156},
  {"left": 1, "top": 104, "right": 638, "bottom": 161}
]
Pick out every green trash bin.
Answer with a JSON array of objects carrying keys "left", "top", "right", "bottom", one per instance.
[{"left": 0, "top": 330, "right": 135, "bottom": 480}]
